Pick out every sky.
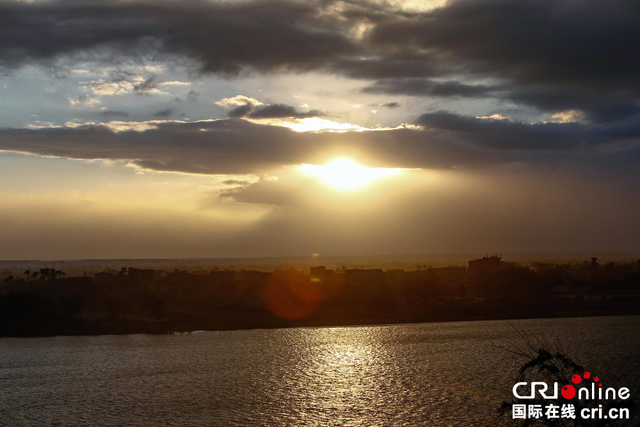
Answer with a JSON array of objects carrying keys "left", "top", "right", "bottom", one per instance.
[{"left": 1, "top": 0, "right": 640, "bottom": 260}]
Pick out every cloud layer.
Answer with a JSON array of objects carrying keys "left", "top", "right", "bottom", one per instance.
[
  {"left": 0, "top": 119, "right": 498, "bottom": 174},
  {"left": 2, "top": 114, "right": 639, "bottom": 178},
  {"left": 3, "top": 0, "right": 640, "bottom": 128}
]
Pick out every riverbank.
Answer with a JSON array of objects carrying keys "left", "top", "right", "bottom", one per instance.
[{"left": 2, "top": 300, "right": 638, "bottom": 338}]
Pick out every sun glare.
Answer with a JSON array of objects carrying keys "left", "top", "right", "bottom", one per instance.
[{"left": 297, "top": 158, "right": 404, "bottom": 190}]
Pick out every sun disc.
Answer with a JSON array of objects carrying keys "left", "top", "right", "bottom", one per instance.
[{"left": 297, "top": 158, "right": 403, "bottom": 190}]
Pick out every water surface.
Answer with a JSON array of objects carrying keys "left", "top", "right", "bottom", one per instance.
[{"left": 1, "top": 316, "right": 639, "bottom": 426}]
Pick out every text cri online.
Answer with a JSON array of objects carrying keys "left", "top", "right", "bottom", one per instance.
[{"left": 513, "top": 382, "right": 631, "bottom": 420}]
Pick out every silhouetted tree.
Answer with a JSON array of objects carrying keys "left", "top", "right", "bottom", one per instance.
[{"left": 39, "top": 268, "right": 51, "bottom": 282}]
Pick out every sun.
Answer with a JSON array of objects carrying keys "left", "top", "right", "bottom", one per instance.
[{"left": 297, "top": 158, "right": 404, "bottom": 190}]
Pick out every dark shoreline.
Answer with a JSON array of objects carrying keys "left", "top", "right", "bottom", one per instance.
[
  {"left": 2, "top": 307, "right": 638, "bottom": 339},
  {"left": 4, "top": 259, "right": 639, "bottom": 338}
]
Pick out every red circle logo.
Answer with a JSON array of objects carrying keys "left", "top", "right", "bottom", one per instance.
[{"left": 562, "top": 385, "right": 576, "bottom": 399}]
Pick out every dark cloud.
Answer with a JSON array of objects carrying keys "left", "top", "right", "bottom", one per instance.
[
  {"left": 370, "top": 0, "right": 640, "bottom": 88},
  {"left": 363, "top": 78, "right": 502, "bottom": 98},
  {"left": 0, "top": 0, "right": 451, "bottom": 81},
  {"left": 133, "top": 76, "right": 158, "bottom": 94},
  {"left": 248, "top": 104, "right": 321, "bottom": 119},
  {"left": 153, "top": 108, "right": 175, "bottom": 118},
  {"left": 505, "top": 85, "right": 640, "bottom": 124},
  {"left": 218, "top": 180, "right": 300, "bottom": 207},
  {"left": 2, "top": 113, "right": 639, "bottom": 178},
  {"left": 0, "top": 0, "right": 361, "bottom": 75},
  {"left": 227, "top": 103, "right": 322, "bottom": 119},
  {"left": 0, "top": 118, "right": 507, "bottom": 175},
  {"left": 187, "top": 90, "right": 199, "bottom": 102},
  {"left": 367, "top": 0, "right": 640, "bottom": 121},
  {"left": 108, "top": 71, "right": 138, "bottom": 83},
  {"left": 381, "top": 102, "right": 400, "bottom": 109},
  {"left": 0, "top": 1, "right": 154, "bottom": 70},
  {"left": 227, "top": 104, "right": 255, "bottom": 118},
  {"left": 416, "top": 112, "right": 599, "bottom": 151},
  {"left": 3, "top": 0, "right": 640, "bottom": 88},
  {"left": 3, "top": 0, "right": 640, "bottom": 126},
  {"left": 365, "top": 79, "right": 640, "bottom": 124},
  {"left": 331, "top": 53, "right": 448, "bottom": 80}
]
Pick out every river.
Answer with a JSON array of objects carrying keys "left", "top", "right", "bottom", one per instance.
[{"left": 1, "top": 316, "right": 639, "bottom": 426}]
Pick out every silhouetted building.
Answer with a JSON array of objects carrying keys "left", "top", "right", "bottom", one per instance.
[
  {"left": 384, "top": 269, "right": 405, "bottom": 283},
  {"left": 344, "top": 269, "right": 385, "bottom": 286},
  {"left": 468, "top": 255, "right": 504, "bottom": 275},
  {"left": 128, "top": 268, "right": 157, "bottom": 283},
  {"left": 310, "top": 266, "right": 330, "bottom": 282}
]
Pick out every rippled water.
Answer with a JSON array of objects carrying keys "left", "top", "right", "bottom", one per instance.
[{"left": 1, "top": 316, "right": 639, "bottom": 426}]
